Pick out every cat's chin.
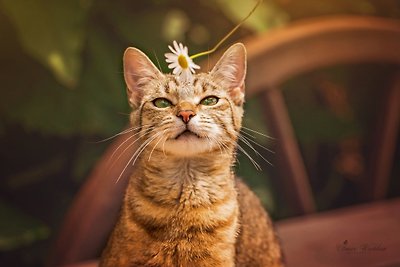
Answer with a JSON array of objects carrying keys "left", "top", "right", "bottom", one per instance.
[
  {"left": 174, "top": 129, "right": 202, "bottom": 141},
  {"left": 161, "top": 135, "right": 217, "bottom": 157}
]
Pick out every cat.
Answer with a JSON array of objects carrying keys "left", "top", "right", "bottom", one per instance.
[{"left": 100, "top": 43, "right": 284, "bottom": 267}]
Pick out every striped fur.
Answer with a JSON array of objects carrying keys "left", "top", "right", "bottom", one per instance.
[{"left": 100, "top": 44, "right": 284, "bottom": 266}]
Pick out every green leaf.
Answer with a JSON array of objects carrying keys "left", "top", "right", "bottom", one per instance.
[
  {"left": 0, "top": 20, "right": 128, "bottom": 136},
  {"left": 0, "top": 0, "right": 90, "bottom": 88},
  {"left": 0, "top": 199, "right": 50, "bottom": 251}
]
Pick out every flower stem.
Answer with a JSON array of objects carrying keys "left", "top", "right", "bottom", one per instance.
[{"left": 190, "top": 0, "right": 263, "bottom": 60}]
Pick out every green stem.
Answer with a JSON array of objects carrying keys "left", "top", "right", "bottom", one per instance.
[{"left": 190, "top": 0, "right": 263, "bottom": 60}]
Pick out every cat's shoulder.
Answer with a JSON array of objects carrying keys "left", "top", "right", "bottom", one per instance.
[
  {"left": 234, "top": 177, "right": 283, "bottom": 266},
  {"left": 235, "top": 178, "right": 262, "bottom": 204}
]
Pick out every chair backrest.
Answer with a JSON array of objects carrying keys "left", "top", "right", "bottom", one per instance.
[
  {"left": 48, "top": 15, "right": 400, "bottom": 267},
  {"left": 239, "top": 15, "right": 400, "bottom": 215}
]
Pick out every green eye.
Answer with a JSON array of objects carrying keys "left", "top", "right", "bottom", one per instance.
[
  {"left": 153, "top": 98, "right": 172, "bottom": 108},
  {"left": 200, "top": 96, "right": 219, "bottom": 106}
]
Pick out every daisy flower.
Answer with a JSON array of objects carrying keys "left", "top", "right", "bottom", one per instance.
[{"left": 165, "top": 41, "right": 200, "bottom": 82}]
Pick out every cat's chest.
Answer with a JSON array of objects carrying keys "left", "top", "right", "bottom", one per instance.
[
  {"left": 143, "top": 167, "right": 229, "bottom": 207},
  {"left": 140, "top": 157, "right": 232, "bottom": 206}
]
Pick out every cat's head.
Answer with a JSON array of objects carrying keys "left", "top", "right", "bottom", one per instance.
[{"left": 123, "top": 43, "right": 246, "bottom": 157}]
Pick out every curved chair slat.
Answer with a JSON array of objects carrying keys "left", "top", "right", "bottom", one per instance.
[{"left": 202, "top": 16, "right": 400, "bottom": 95}]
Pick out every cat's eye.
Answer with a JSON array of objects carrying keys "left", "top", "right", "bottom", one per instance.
[
  {"left": 200, "top": 96, "right": 219, "bottom": 106},
  {"left": 153, "top": 98, "right": 172, "bottom": 108}
]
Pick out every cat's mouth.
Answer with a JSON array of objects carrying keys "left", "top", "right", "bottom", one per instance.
[{"left": 175, "top": 129, "right": 200, "bottom": 140}]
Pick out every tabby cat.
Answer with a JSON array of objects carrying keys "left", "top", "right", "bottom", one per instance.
[{"left": 100, "top": 43, "right": 284, "bottom": 266}]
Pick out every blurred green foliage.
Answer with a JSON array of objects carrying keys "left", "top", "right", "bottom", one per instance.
[
  {"left": 0, "top": 199, "right": 49, "bottom": 251},
  {"left": 0, "top": 0, "right": 89, "bottom": 88},
  {"left": 0, "top": 0, "right": 399, "bottom": 266}
]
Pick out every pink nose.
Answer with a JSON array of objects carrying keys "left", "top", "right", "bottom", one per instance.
[{"left": 178, "top": 110, "right": 195, "bottom": 123}]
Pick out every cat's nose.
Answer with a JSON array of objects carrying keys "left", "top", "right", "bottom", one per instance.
[{"left": 178, "top": 110, "right": 195, "bottom": 123}]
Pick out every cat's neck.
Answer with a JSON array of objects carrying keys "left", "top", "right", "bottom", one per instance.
[{"left": 131, "top": 148, "right": 237, "bottom": 207}]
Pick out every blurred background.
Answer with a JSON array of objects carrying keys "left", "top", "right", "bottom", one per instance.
[{"left": 0, "top": 0, "right": 399, "bottom": 266}]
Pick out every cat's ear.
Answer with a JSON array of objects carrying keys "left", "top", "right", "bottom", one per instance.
[
  {"left": 210, "top": 43, "right": 247, "bottom": 105},
  {"left": 123, "top": 47, "right": 163, "bottom": 108}
]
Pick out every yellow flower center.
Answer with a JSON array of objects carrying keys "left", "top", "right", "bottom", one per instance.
[{"left": 178, "top": 54, "right": 189, "bottom": 69}]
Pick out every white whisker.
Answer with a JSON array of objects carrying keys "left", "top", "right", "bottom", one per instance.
[
  {"left": 131, "top": 131, "right": 164, "bottom": 168},
  {"left": 236, "top": 143, "right": 262, "bottom": 171},
  {"left": 241, "top": 126, "right": 275, "bottom": 140},
  {"left": 92, "top": 124, "right": 150, "bottom": 143},
  {"left": 240, "top": 134, "right": 275, "bottom": 154},
  {"left": 240, "top": 130, "right": 256, "bottom": 139},
  {"left": 108, "top": 126, "right": 157, "bottom": 168},
  {"left": 115, "top": 131, "right": 163, "bottom": 184},
  {"left": 148, "top": 130, "right": 167, "bottom": 161},
  {"left": 239, "top": 135, "right": 273, "bottom": 166}
]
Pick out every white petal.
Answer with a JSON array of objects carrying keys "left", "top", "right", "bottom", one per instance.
[
  {"left": 165, "top": 53, "right": 177, "bottom": 58},
  {"left": 165, "top": 56, "right": 177, "bottom": 63},
  {"left": 173, "top": 66, "right": 181, "bottom": 75},
  {"left": 173, "top": 41, "right": 180, "bottom": 53},
  {"left": 191, "top": 62, "right": 200, "bottom": 69},
  {"left": 165, "top": 58, "right": 177, "bottom": 63},
  {"left": 168, "top": 62, "right": 178, "bottom": 69},
  {"left": 168, "top": 45, "right": 177, "bottom": 54}
]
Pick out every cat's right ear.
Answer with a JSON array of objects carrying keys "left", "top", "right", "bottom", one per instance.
[{"left": 123, "top": 47, "right": 163, "bottom": 108}]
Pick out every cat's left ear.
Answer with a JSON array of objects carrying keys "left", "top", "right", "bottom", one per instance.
[{"left": 210, "top": 43, "right": 246, "bottom": 106}]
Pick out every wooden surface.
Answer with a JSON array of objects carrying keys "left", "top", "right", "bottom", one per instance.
[
  {"left": 276, "top": 198, "right": 400, "bottom": 267},
  {"left": 58, "top": 199, "right": 400, "bottom": 267}
]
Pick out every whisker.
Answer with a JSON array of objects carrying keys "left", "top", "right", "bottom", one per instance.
[
  {"left": 148, "top": 130, "right": 168, "bottom": 161},
  {"left": 96, "top": 129, "right": 134, "bottom": 143},
  {"left": 240, "top": 130, "right": 256, "bottom": 139},
  {"left": 108, "top": 131, "right": 144, "bottom": 162},
  {"left": 131, "top": 131, "right": 164, "bottom": 168},
  {"left": 115, "top": 149, "right": 137, "bottom": 184},
  {"left": 107, "top": 133, "right": 143, "bottom": 175},
  {"left": 215, "top": 137, "right": 230, "bottom": 155},
  {"left": 240, "top": 134, "right": 275, "bottom": 154},
  {"left": 91, "top": 125, "right": 145, "bottom": 143},
  {"left": 239, "top": 135, "right": 273, "bottom": 166},
  {"left": 241, "top": 126, "right": 275, "bottom": 140},
  {"left": 107, "top": 126, "right": 157, "bottom": 167},
  {"left": 213, "top": 138, "right": 224, "bottom": 155},
  {"left": 115, "top": 131, "right": 162, "bottom": 184},
  {"left": 236, "top": 143, "right": 262, "bottom": 171}
]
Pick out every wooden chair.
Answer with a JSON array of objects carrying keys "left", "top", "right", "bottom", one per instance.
[{"left": 48, "top": 16, "right": 400, "bottom": 267}]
